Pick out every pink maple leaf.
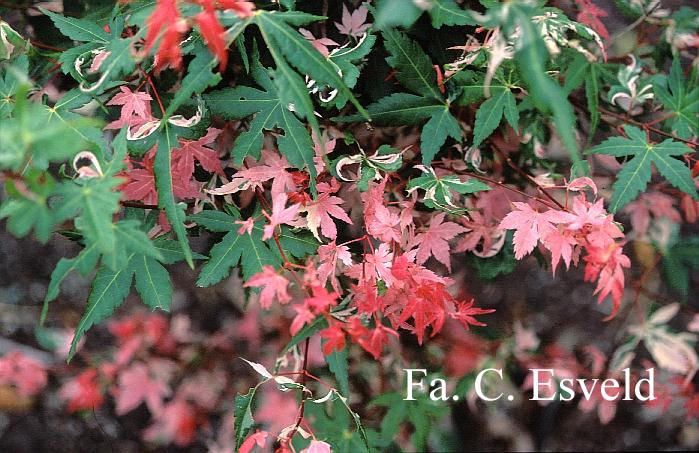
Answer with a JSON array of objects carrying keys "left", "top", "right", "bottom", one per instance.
[
  {"left": 304, "top": 180, "right": 353, "bottom": 241},
  {"left": 243, "top": 265, "right": 292, "bottom": 309},
  {"left": 0, "top": 351, "right": 48, "bottom": 397},
  {"left": 207, "top": 150, "right": 296, "bottom": 197},
  {"left": 299, "top": 28, "right": 339, "bottom": 57},
  {"left": 263, "top": 192, "right": 301, "bottom": 240},
  {"left": 172, "top": 127, "right": 224, "bottom": 182},
  {"left": 105, "top": 86, "right": 153, "bottom": 130},
  {"left": 113, "top": 361, "right": 171, "bottom": 416},
  {"left": 499, "top": 202, "right": 562, "bottom": 259},
  {"left": 178, "top": 369, "right": 227, "bottom": 410},
  {"left": 412, "top": 213, "right": 467, "bottom": 271},
  {"left": 542, "top": 228, "right": 579, "bottom": 275},
  {"left": 623, "top": 192, "right": 681, "bottom": 237},
  {"left": 334, "top": 4, "right": 372, "bottom": 37},
  {"left": 317, "top": 241, "right": 352, "bottom": 292},
  {"left": 346, "top": 242, "right": 394, "bottom": 286},
  {"left": 367, "top": 204, "right": 401, "bottom": 243},
  {"left": 583, "top": 243, "right": 631, "bottom": 320},
  {"left": 240, "top": 430, "right": 269, "bottom": 453},
  {"left": 301, "top": 440, "right": 333, "bottom": 453}
]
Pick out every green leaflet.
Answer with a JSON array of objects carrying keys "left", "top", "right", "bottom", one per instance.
[
  {"left": 334, "top": 93, "right": 444, "bottom": 125},
  {"left": 420, "top": 107, "right": 461, "bottom": 164},
  {"left": 327, "top": 33, "right": 377, "bottom": 109},
  {"left": 54, "top": 177, "right": 123, "bottom": 256},
  {"left": 40, "top": 8, "right": 110, "bottom": 43},
  {"left": 472, "top": 89, "right": 518, "bottom": 148},
  {"left": 302, "top": 396, "right": 366, "bottom": 452},
  {"left": 41, "top": 243, "right": 101, "bottom": 323},
  {"left": 0, "top": 170, "right": 56, "bottom": 242},
  {"left": 382, "top": 29, "right": 441, "bottom": 100},
  {"left": 373, "top": 0, "right": 422, "bottom": 29},
  {"left": 164, "top": 49, "right": 221, "bottom": 118},
  {"left": 653, "top": 59, "right": 699, "bottom": 139},
  {"left": 662, "top": 237, "right": 699, "bottom": 300},
  {"left": 193, "top": 211, "right": 281, "bottom": 287},
  {"left": 586, "top": 125, "right": 699, "bottom": 212},
  {"left": 254, "top": 11, "right": 369, "bottom": 120},
  {"left": 428, "top": 0, "right": 477, "bottom": 28},
  {"left": 278, "top": 226, "right": 319, "bottom": 260},
  {"left": 325, "top": 343, "right": 350, "bottom": 396},
  {"left": 68, "top": 259, "right": 135, "bottom": 359},
  {"left": 132, "top": 255, "right": 172, "bottom": 311},
  {"left": 65, "top": 224, "right": 198, "bottom": 359},
  {"left": 407, "top": 168, "right": 490, "bottom": 211},
  {"left": 234, "top": 386, "right": 259, "bottom": 450},
  {"left": 154, "top": 125, "right": 194, "bottom": 268},
  {"left": 585, "top": 63, "right": 601, "bottom": 139}
]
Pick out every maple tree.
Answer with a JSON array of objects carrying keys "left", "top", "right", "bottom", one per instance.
[{"left": 1, "top": 0, "right": 699, "bottom": 451}]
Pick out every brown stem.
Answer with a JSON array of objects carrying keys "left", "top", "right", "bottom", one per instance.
[
  {"left": 491, "top": 145, "right": 567, "bottom": 210},
  {"left": 120, "top": 201, "right": 159, "bottom": 210},
  {"left": 283, "top": 337, "right": 311, "bottom": 447}
]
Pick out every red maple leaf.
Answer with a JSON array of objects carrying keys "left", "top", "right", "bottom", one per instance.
[
  {"left": 239, "top": 430, "right": 269, "bottom": 453},
  {"left": 320, "top": 322, "right": 346, "bottom": 356},
  {"left": 144, "top": 0, "right": 187, "bottom": 71},
  {"left": 449, "top": 299, "right": 495, "bottom": 330},
  {"left": 575, "top": 0, "right": 610, "bottom": 40},
  {"left": 172, "top": 127, "right": 224, "bottom": 182},
  {"left": 195, "top": 0, "right": 228, "bottom": 71},
  {"left": 243, "top": 265, "right": 291, "bottom": 309},
  {"left": 59, "top": 369, "right": 104, "bottom": 413},
  {"left": 144, "top": 398, "right": 197, "bottom": 447}
]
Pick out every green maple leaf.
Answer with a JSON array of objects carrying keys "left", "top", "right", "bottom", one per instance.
[
  {"left": 203, "top": 55, "right": 316, "bottom": 180},
  {"left": 653, "top": 59, "right": 699, "bottom": 139},
  {"left": 63, "top": 229, "right": 206, "bottom": 360},
  {"left": 54, "top": 177, "right": 123, "bottom": 256},
  {"left": 382, "top": 28, "right": 442, "bottom": 100},
  {"left": 41, "top": 7, "right": 110, "bottom": 43},
  {"left": 190, "top": 210, "right": 281, "bottom": 287},
  {"left": 586, "top": 125, "right": 698, "bottom": 212},
  {"left": 421, "top": 106, "right": 462, "bottom": 164},
  {"left": 334, "top": 93, "right": 445, "bottom": 125},
  {"left": 471, "top": 88, "right": 519, "bottom": 148}
]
